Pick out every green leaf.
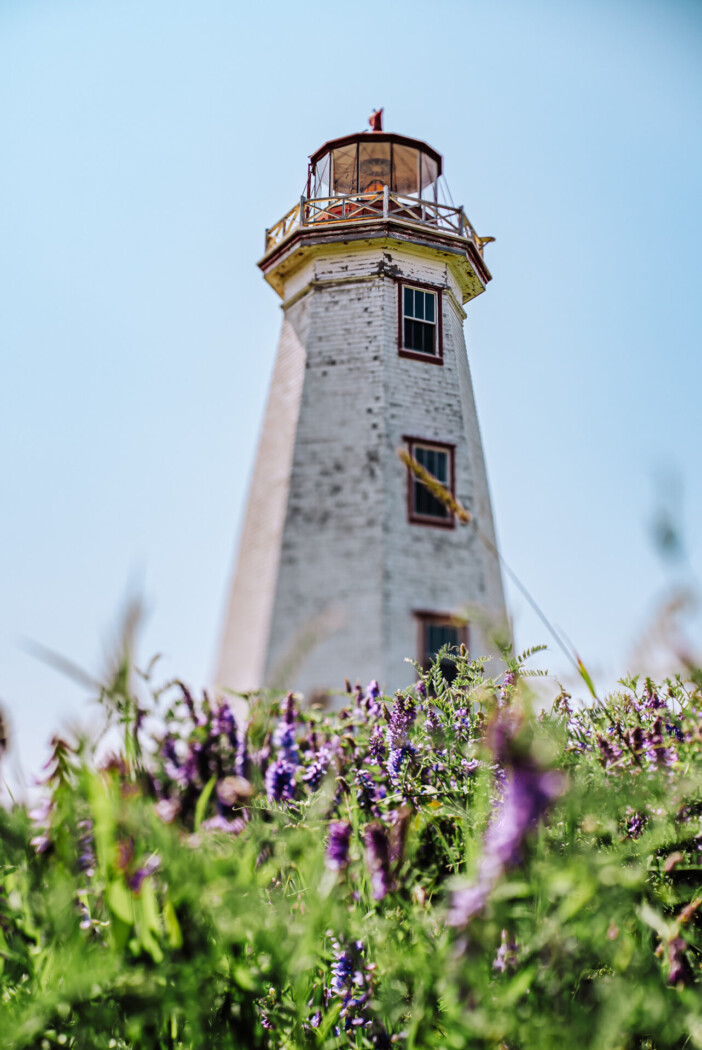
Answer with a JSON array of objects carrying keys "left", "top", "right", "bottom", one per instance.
[
  {"left": 163, "top": 900, "right": 183, "bottom": 949},
  {"left": 503, "top": 965, "right": 537, "bottom": 1006},
  {"left": 194, "top": 775, "right": 217, "bottom": 831},
  {"left": 315, "top": 1000, "right": 342, "bottom": 1042},
  {"left": 107, "top": 879, "right": 135, "bottom": 926}
]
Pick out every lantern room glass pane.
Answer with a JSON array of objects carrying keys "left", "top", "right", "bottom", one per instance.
[
  {"left": 420, "top": 153, "right": 438, "bottom": 198},
  {"left": 332, "top": 145, "right": 357, "bottom": 195},
  {"left": 392, "top": 144, "right": 419, "bottom": 195},
  {"left": 313, "top": 153, "right": 330, "bottom": 198},
  {"left": 358, "top": 141, "right": 391, "bottom": 194}
]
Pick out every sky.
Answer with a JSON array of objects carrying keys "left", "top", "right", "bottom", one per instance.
[{"left": 1, "top": 0, "right": 701, "bottom": 795}]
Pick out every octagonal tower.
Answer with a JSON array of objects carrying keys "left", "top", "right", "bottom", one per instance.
[{"left": 217, "top": 120, "right": 508, "bottom": 698}]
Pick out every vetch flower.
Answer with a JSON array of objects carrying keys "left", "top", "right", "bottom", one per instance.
[
  {"left": 265, "top": 757, "right": 296, "bottom": 802},
  {"left": 449, "top": 711, "right": 565, "bottom": 926},
  {"left": 493, "top": 929, "right": 519, "bottom": 973},
  {"left": 364, "top": 823, "right": 393, "bottom": 900},
  {"left": 326, "top": 821, "right": 352, "bottom": 871}
]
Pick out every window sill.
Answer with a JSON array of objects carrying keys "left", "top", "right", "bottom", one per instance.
[
  {"left": 399, "top": 348, "right": 443, "bottom": 365},
  {"left": 408, "top": 512, "right": 456, "bottom": 530}
]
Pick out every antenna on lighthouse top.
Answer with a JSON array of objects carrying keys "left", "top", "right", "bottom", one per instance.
[{"left": 369, "top": 107, "right": 383, "bottom": 132}]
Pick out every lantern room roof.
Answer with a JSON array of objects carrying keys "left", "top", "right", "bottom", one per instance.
[{"left": 309, "top": 131, "right": 443, "bottom": 175}]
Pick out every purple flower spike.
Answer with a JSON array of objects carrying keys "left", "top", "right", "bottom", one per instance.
[
  {"left": 449, "top": 712, "right": 565, "bottom": 927},
  {"left": 364, "top": 823, "right": 393, "bottom": 900},
  {"left": 493, "top": 929, "right": 519, "bottom": 973},
  {"left": 265, "top": 757, "right": 296, "bottom": 802},
  {"left": 128, "top": 854, "right": 160, "bottom": 893},
  {"left": 326, "top": 821, "right": 352, "bottom": 871},
  {"left": 668, "top": 936, "right": 691, "bottom": 986}
]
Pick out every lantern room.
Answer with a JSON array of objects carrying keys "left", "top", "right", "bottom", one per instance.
[{"left": 308, "top": 132, "right": 442, "bottom": 201}]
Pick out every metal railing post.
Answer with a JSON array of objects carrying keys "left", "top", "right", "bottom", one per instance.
[
  {"left": 299, "top": 196, "right": 306, "bottom": 228},
  {"left": 383, "top": 184, "right": 389, "bottom": 219}
]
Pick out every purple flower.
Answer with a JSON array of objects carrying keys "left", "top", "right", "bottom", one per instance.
[
  {"left": 386, "top": 695, "right": 416, "bottom": 753},
  {"left": 265, "top": 757, "right": 296, "bottom": 802},
  {"left": 498, "top": 669, "right": 517, "bottom": 706},
  {"left": 77, "top": 819, "right": 96, "bottom": 877},
  {"left": 355, "top": 769, "right": 385, "bottom": 817},
  {"left": 364, "top": 823, "right": 393, "bottom": 900},
  {"left": 29, "top": 796, "right": 52, "bottom": 854},
  {"left": 424, "top": 705, "right": 440, "bottom": 735},
  {"left": 449, "top": 713, "right": 565, "bottom": 927},
  {"left": 235, "top": 725, "right": 249, "bottom": 779},
  {"left": 493, "top": 929, "right": 519, "bottom": 973},
  {"left": 330, "top": 938, "right": 371, "bottom": 1022},
  {"left": 127, "top": 853, "right": 160, "bottom": 893},
  {"left": 326, "top": 821, "right": 352, "bottom": 871},
  {"left": 667, "top": 936, "right": 691, "bottom": 986},
  {"left": 200, "top": 814, "right": 246, "bottom": 834},
  {"left": 387, "top": 747, "right": 410, "bottom": 787},
  {"left": 154, "top": 797, "right": 181, "bottom": 824},
  {"left": 368, "top": 726, "right": 386, "bottom": 765},
  {"left": 625, "top": 809, "right": 646, "bottom": 839},
  {"left": 362, "top": 680, "right": 383, "bottom": 718},
  {"left": 212, "top": 701, "right": 237, "bottom": 748}
]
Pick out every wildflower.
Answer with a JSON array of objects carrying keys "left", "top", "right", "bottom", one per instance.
[
  {"left": 387, "top": 746, "right": 410, "bottom": 787},
  {"left": 498, "top": 669, "right": 517, "bottom": 706},
  {"left": 326, "top": 821, "right": 352, "bottom": 871},
  {"left": 216, "top": 775, "right": 253, "bottom": 807},
  {"left": 355, "top": 769, "right": 385, "bottom": 817},
  {"left": 625, "top": 810, "right": 646, "bottom": 839},
  {"left": 449, "top": 711, "right": 564, "bottom": 926},
  {"left": 200, "top": 814, "right": 246, "bottom": 834},
  {"left": 368, "top": 725, "right": 386, "bottom": 765},
  {"left": 265, "top": 757, "right": 296, "bottom": 802},
  {"left": 302, "top": 745, "right": 331, "bottom": 792},
  {"left": 493, "top": 929, "right": 519, "bottom": 972},
  {"left": 362, "top": 680, "right": 383, "bottom": 718},
  {"left": 386, "top": 694, "right": 415, "bottom": 753},
  {"left": 29, "top": 796, "right": 52, "bottom": 854},
  {"left": 154, "top": 797, "right": 181, "bottom": 823},
  {"left": 77, "top": 819, "right": 96, "bottom": 877},
  {"left": 424, "top": 705, "right": 440, "bottom": 735},
  {"left": 364, "top": 823, "right": 393, "bottom": 900},
  {"left": 330, "top": 938, "right": 371, "bottom": 1021},
  {"left": 127, "top": 854, "right": 160, "bottom": 894},
  {"left": 667, "top": 936, "right": 691, "bottom": 986}
]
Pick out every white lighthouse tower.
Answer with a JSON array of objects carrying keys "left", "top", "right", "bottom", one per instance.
[{"left": 217, "top": 115, "right": 508, "bottom": 699}]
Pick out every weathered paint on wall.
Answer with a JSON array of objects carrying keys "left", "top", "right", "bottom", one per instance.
[{"left": 216, "top": 234, "right": 508, "bottom": 700}]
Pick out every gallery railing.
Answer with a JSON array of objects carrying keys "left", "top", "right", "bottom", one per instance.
[{"left": 264, "top": 188, "right": 489, "bottom": 257}]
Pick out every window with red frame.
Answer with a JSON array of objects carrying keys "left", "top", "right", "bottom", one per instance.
[
  {"left": 405, "top": 438, "right": 455, "bottom": 527},
  {"left": 399, "top": 283, "right": 442, "bottom": 362},
  {"left": 415, "top": 611, "right": 468, "bottom": 672}
]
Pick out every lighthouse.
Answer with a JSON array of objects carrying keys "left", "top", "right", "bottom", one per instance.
[{"left": 217, "top": 115, "right": 508, "bottom": 699}]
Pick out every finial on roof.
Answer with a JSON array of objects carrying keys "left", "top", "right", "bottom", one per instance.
[{"left": 369, "top": 108, "right": 383, "bottom": 132}]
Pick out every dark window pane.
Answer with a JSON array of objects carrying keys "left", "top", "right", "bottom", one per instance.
[
  {"left": 404, "top": 318, "right": 435, "bottom": 355},
  {"left": 426, "top": 624, "right": 461, "bottom": 660},
  {"left": 404, "top": 286, "right": 413, "bottom": 317},
  {"left": 413, "top": 478, "right": 449, "bottom": 518},
  {"left": 414, "top": 290, "right": 424, "bottom": 320},
  {"left": 412, "top": 446, "right": 449, "bottom": 519},
  {"left": 424, "top": 294, "right": 435, "bottom": 323}
]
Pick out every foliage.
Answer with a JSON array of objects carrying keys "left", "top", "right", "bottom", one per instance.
[{"left": 2, "top": 649, "right": 702, "bottom": 1049}]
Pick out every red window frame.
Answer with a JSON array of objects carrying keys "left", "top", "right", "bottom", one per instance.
[
  {"left": 403, "top": 435, "right": 456, "bottom": 529},
  {"left": 397, "top": 280, "right": 443, "bottom": 365},
  {"left": 414, "top": 610, "right": 469, "bottom": 671}
]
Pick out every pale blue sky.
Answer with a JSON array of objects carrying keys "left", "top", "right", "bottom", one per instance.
[{"left": 2, "top": 0, "right": 701, "bottom": 792}]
